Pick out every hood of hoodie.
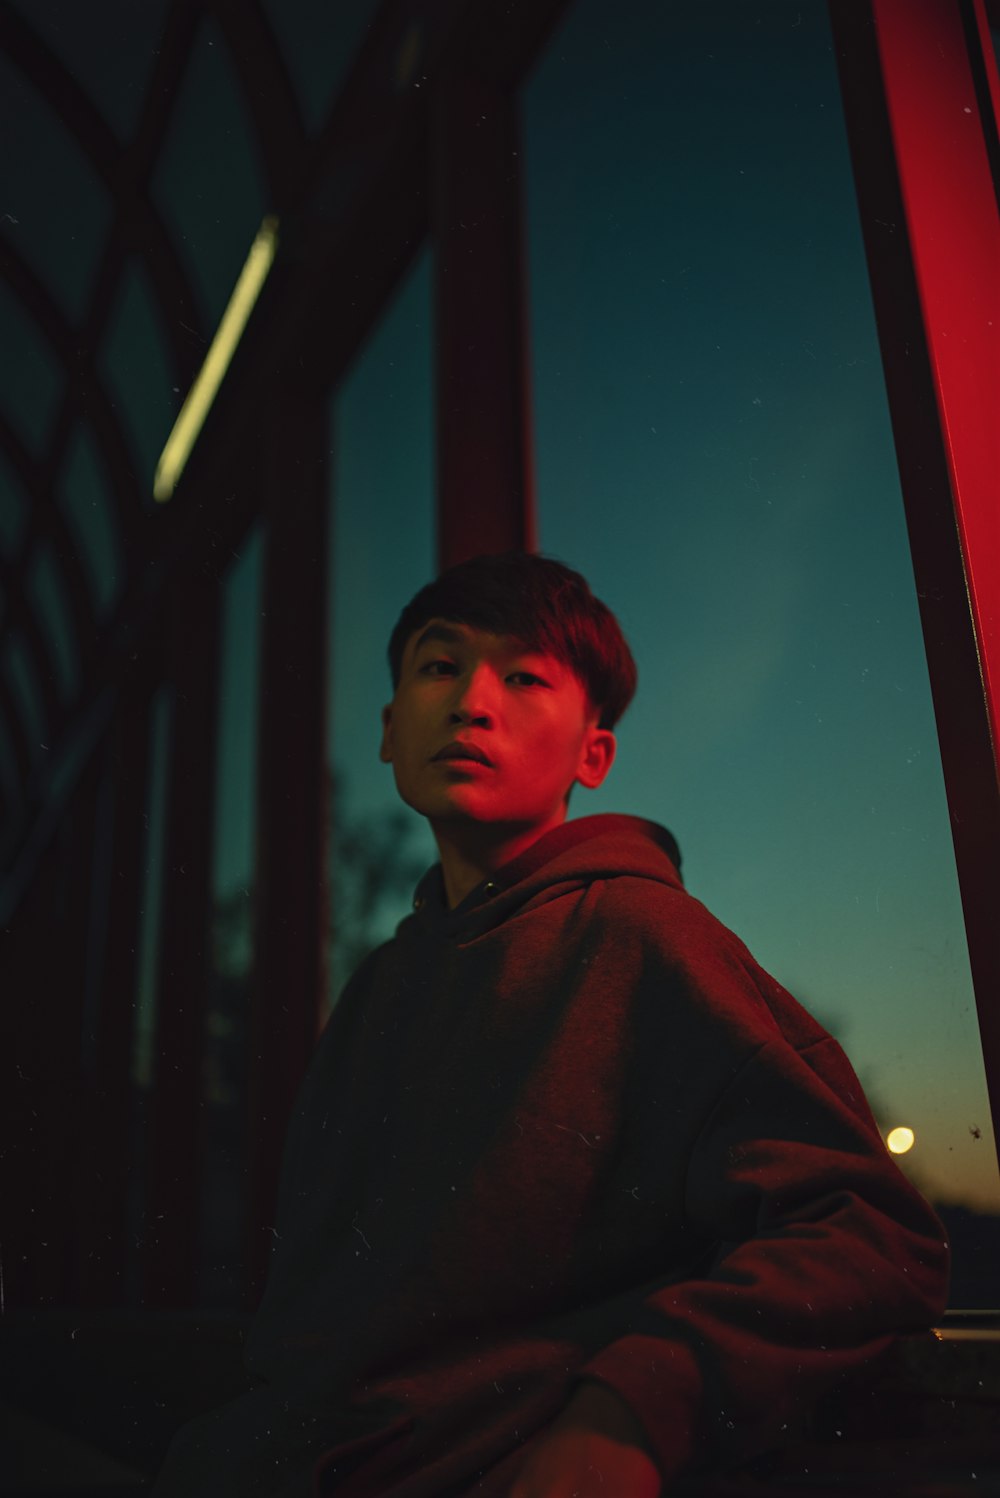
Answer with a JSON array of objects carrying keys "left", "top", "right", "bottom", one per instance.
[{"left": 401, "top": 813, "right": 683, "bottom": 943}]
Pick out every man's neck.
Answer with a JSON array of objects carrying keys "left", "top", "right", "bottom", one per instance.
[{"left": 432, "top": 811, "right": 568, "bottom": 910}]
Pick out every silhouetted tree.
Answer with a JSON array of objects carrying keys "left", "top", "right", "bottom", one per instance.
[
  {"left": 324, "top": 765, "right": 430, "bottom": 1007},
  {"left": 207, "top": 766, "right": 430, "bottom": 1048}
]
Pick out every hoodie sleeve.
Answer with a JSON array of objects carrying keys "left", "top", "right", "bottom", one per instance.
[{"left": 572, "top": 1027, "right": 949, "bottom": 1488}]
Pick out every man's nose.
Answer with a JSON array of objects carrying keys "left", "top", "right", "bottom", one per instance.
[{"left": 450, "top": 666, "right": 496, "bottom": 723}]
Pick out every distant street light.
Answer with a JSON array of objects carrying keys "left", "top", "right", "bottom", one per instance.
[{"left": 886, "top": 1126, "right": 915, "bottom": 1154}]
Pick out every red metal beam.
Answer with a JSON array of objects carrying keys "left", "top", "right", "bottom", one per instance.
[
  {"left": 31, "top": 763, "right": 103, "bottom": 1304},
  {"left": 212, "top": 0, "right": 310, "bottom": 205},
  {"left": 246, "top": 392, "right": 329, "bottom": 1303},
  {"left": 2, "top": 840, "right": 62, "bottom": 1304},
  {"left": 969, "top": 0, "right": 1000, "bottom": 146},
  {"left": 873, "top": 0, "right": 1000, "bottom": 754},
  {"left": 829, "top": 0, "right": 1000, "bottom": 1165},
  {"left": 74, "top": 686, "right": 152, "bottom": 1304},
  {"left": 431, "top": 72, "right": 537, "bottom": 570},
  {"left": 143, "top": 582, "right": 220, "bottom": 1305}
]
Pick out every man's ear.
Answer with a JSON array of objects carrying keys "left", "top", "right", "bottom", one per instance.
[
  {"left": 575, "top": 727, "right": 616, "bottom": 791},
  {"left": 379, "top": 704, "right": 394, "bottom": 763}
]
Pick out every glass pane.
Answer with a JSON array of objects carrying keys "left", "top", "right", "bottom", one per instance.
[
  {"left": 7, "top": 0, "right": 169, "bottom": 144},
  {"left": 57, "top": 424, "right": 123, "bottom": 624},
  {"left": 523, "top": 0, "right": 998, "bottom": 1296},
  {"left": 101, "top": 259, "right": 181, "bottom": 501},
  {"left": 200, "top": 523, "right": 264, "bottom": 1306},
  {"left": 151, "top": 15, "right": 268, "bottom": 332},
  {"left": 325, "top": 248, "right": 437, "bottom": 1012},
  {"left": 0, "top": 48, "right": 109, "bottom": 323},
  {"left": 259, "top": 0, "right": 381, "bottom": 133}
]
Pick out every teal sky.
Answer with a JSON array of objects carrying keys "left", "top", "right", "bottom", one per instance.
[
  {"left": 519, "top": 0, "right": 995, "bottom": 1213},
  {"left": 205, "top": 1, "right": 996, "bottom": 1213}
]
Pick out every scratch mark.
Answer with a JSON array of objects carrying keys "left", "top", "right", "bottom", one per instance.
[{"left": 553, "top": 1124, "right": 596, "bottom": 1149}]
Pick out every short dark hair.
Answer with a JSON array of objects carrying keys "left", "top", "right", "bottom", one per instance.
[{"left": 387, "top": 551, "right": 637, "bottom": 730}]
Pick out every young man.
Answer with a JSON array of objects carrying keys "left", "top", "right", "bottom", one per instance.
[{"left": 154, "top": 551, "right": 947, "bottom": 1498}]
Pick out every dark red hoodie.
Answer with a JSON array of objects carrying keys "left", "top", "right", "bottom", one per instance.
[{"left": 153, "top": 813, "right": 948, "bottom": 1497}]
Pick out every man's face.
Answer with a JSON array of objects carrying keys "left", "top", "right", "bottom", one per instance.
[{"left": 380, "top": 618, "right": 616, "bottom": 837}]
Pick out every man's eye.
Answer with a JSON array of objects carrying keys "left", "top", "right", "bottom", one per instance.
[
  {"left": 420, "top": 659, "right": 456, "bottom": 675},
  {"left": 509, "top": 672, "right": 547, "bottom": 686}
]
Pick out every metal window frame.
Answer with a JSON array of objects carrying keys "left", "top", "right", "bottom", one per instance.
[{"left": 4, "top": 0, "right": 999, "bottom": 1313}]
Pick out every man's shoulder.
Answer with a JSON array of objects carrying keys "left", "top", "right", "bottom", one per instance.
[
  {"left": 586, "top": 870, "right": 741, "bottom": 958},
  {"left": 583, "top": 873, "right": 826, "bottom": 1047}
]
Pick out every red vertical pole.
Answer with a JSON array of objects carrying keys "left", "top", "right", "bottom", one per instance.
[
  {"left": 872, "top": 0, "right": 1000, "bottom": 753},
  {"left": 29, "top": 764, "right": 102, "bottom": 1305},
  {"left": 246, "top": 388, "right": 329, "bottom": 1303},
  {"left": 431, "top": 71, "right": 537, "bottom": 572},
  {"left": 829, "top": 0, "right": 1000, "bottom": 1162},
  {"left": 4, "top": 861, "right": 52, "bottom": 1306},
  {"left": 4, "top": 812, "right": 92, "bottom": 1308},
  {"left": 74, "top": 685, "right": 152, "bottom": 1305},
  {"left": 144, "top": 581, "right": 221, "bottom": 1305}
]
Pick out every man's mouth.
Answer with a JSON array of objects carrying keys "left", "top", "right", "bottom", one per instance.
[{"left": 431, "top": 741, "right": 495, "bottom": 767}]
